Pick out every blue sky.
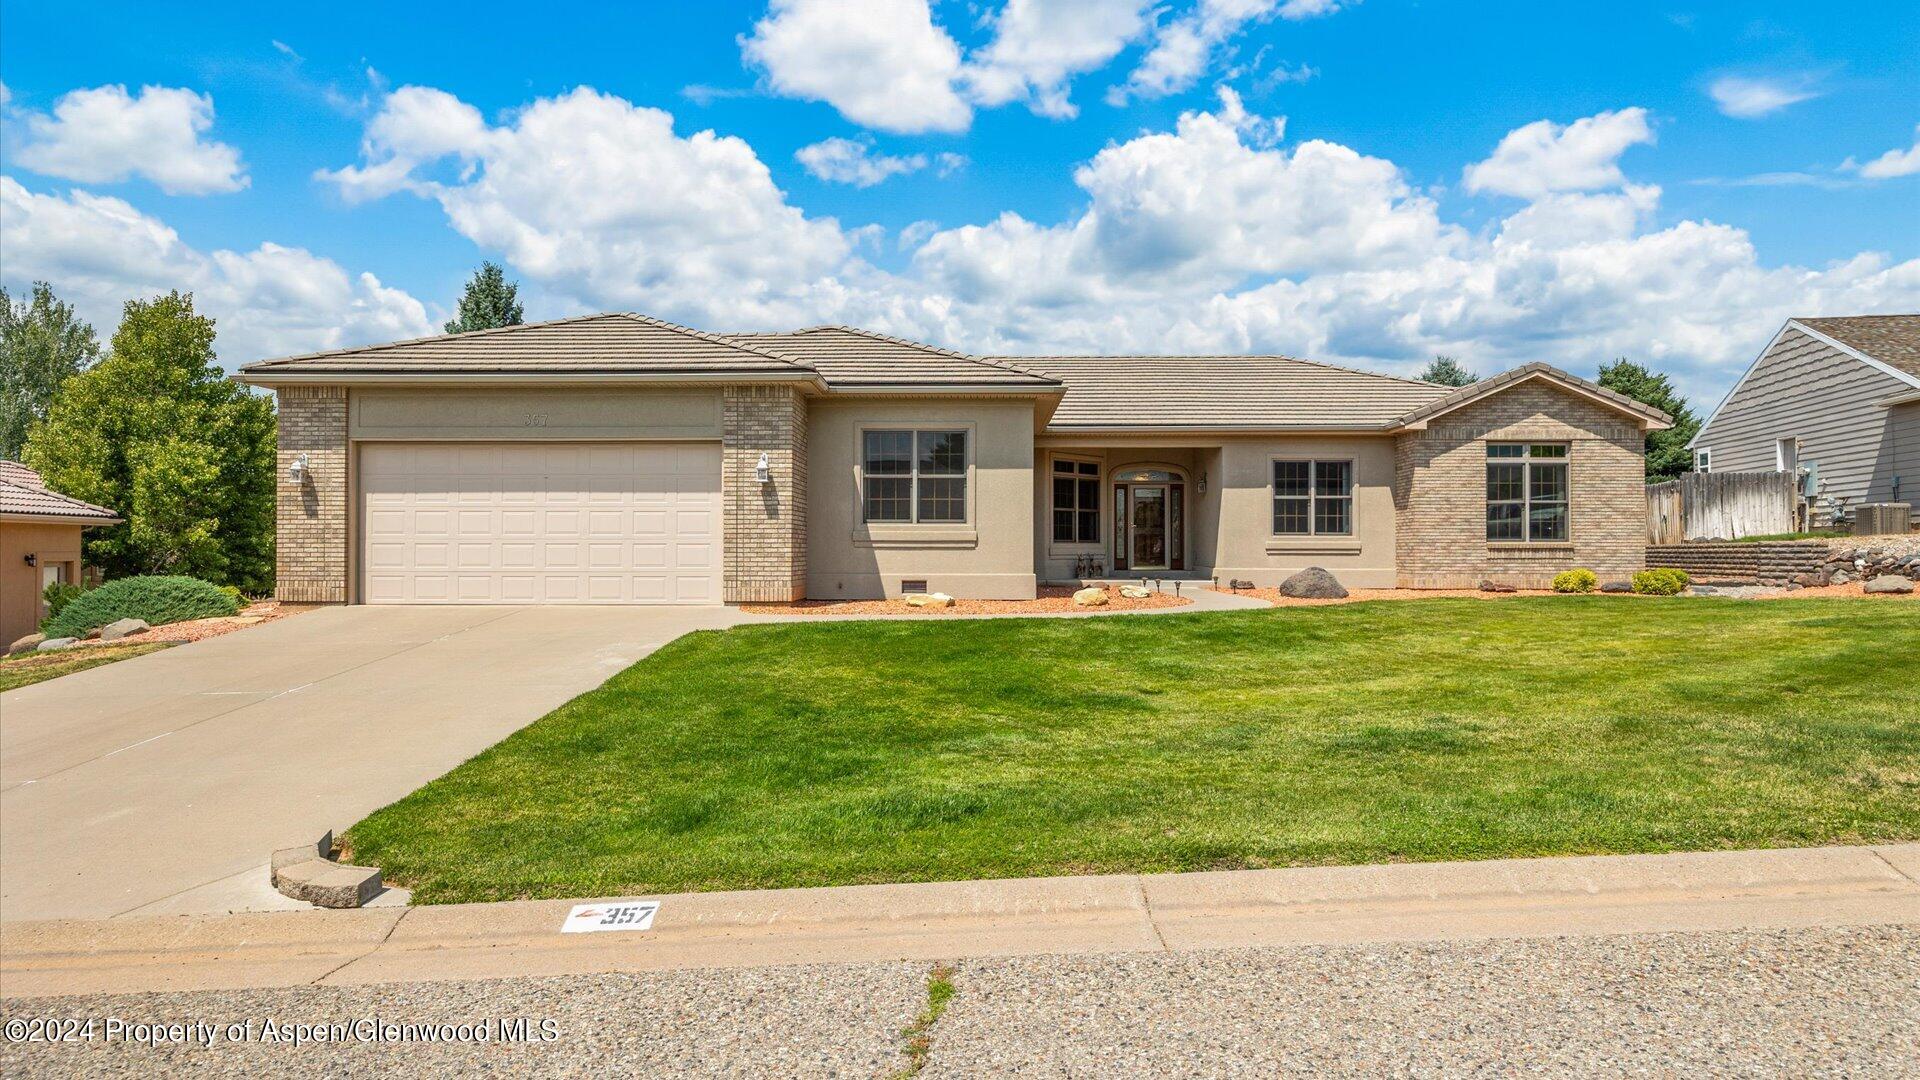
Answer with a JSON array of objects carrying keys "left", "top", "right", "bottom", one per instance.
[{"left": 2, "top": 0, "right": 1916, "bottom": 406}]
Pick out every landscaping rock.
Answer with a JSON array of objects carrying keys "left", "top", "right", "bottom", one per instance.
[
  {"left": 99, "top": 618, "right": 150, "bottom": 641},
  {"left": 83, "top": 628, "right": 103, "bottom": 640},
  {"left": 1073, "top": 587, "right": 1110, "bottom": 607},
  {"left": 1599, "top": 581, "right": 1633, "bottom": 594},
  {"left": 1119, "top": 585, "right": 1152, "bottom": 599},
  {"left": 1830, "top": 569, "right": 1850, "bottom": 585},
  {"left": 1281, "top": 567, "right": 1348, "bottom": 599},
  {"left": 1479, "top": 579, "right": 1517, "bottom": 594},
  {"left": 1229, "top": 579, "right": 1255, "bottom": 591},
  {"left": 904, "top": 592, "right": 954, "bottom": 608},
  {"left": 8, "top": 633, "right": 44, "bottom": 655},
  {"left": 1863, "top": 575, "right": 1916, "bottom": 595},
  {"left": 36, "top": 637, "right": 78, "bottom": 651}
]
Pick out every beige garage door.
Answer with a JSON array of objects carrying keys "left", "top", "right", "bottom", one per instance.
[{"left": 359, "top": 442, "right": 722, "bottom": 604}]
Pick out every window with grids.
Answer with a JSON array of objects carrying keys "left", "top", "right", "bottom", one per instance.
[
  {"left": 863, "top": 430, "right": 967, "bottom": 523},
  {"left": 1272, "top": 459, "right": 1353, "bottom": 535},
  {"left": 1051, "top": 458, "right": 1101, "bottom": 543},
  {"left": 1486, "top": 443, "right": 1568, "bottom": 542}
]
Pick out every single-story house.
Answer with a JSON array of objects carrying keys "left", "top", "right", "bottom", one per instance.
[
  {"left": 0, "top": 460, "right": 121, "bottom": 643},
  {"left": 235, "top": 314, "right": 1671, "bottom": 605},
  {"left": 1691, "top": 314, "right": 1920, "bottom": 527}
]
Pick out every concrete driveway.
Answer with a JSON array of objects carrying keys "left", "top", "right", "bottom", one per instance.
[{"left": 0, "top": 605, "right": 746, "bottom": 922}]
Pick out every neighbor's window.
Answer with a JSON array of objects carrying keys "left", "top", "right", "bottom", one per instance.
[
  {"left": 1486, "top": 443, "right": 1568, "bottom": 542},
  {"left": 864, "top": 430, "right": 967, "bottom": 523},
  {"left": 1052, "top": 458, "right": 1101, "bottom": 543},
  {"left": 1272, "top": 459, "right": 1353, "bottom": 536},
  {"left": 1693, "top": 448, "right": 1711, "bottom": 473}
]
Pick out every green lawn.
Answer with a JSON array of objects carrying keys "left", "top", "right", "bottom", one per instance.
[
  {"left": 0, "top": 642, "right": 172, "bottom": 692},
  {"left": 347, "top": 598, "right": 1920, "bottom": 904}
]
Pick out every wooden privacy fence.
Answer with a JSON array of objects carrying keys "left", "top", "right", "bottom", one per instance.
[{"left": 1646, "top": 471, "right": 1800, "bottom": 544}]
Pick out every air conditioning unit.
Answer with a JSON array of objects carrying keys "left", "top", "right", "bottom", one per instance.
[{"left": 1853, "top": 503, "right": 1912, "bottom": 535}]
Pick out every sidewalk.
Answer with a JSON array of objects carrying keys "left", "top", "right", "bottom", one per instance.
[{"left": 4, "top": 844, "right": 1915, "bottom": 999}]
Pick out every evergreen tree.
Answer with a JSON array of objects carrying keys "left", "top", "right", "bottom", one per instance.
[
  {"left": 443, "top": 262, "right": 525, "bottom": 334},
  {"left": 0, "top": 282, "right": 100, "bottom": 459},
  {"left": 1597, "top": 358, "right": 1700, "bottom": 482},
  {"left": 23, "top": 293, "right": 276, "bottom": 590},
  {"left": 1419, "top": 355, "right": 1478, "bottom": 386}
]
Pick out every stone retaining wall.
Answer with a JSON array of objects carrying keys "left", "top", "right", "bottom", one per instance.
[{"left": 1645, "top": 540, "right": 1827, "bottom": 587}]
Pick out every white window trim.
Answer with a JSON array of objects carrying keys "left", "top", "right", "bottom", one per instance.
[
  {"left": 1775, "top": 437, "right": 1798, "bottom": 473},
  {"left": 1486, "top": 442, "right": 1571, "bottom": 545},
  {"left": 855, "top": 424, "right": 977, "bottom": 529},
  {"left": 1269, "top": 457, "right": 1356, "bottom": 538},
  {"left": 1049, "top": 453, "right": 1103, "bottom": 548},
  {"left": 1694, "top": 447, "right": 1711, "bottom": 473}
]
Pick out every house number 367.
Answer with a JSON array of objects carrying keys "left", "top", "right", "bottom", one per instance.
[{"left": 525, "top": 413, "right": 548, "bottom": 427}]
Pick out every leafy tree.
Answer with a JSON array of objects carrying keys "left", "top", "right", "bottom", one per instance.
[
  {"left": 0, "top": 282, "right": 101, "bottom": 459},
  {"left": 1597, "top": 358, "right": 1700, "bottom": 482},
  {"left": 443, "top": 261, "right": 524, "bottom": 334},
  {"left": 1419, "top": 355, "right": 1477, "bottom": 387},
  {"left": 23, "top": 292, "right": 276, "bottom": 591}
]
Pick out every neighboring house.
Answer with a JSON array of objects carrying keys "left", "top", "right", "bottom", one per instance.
[
  {"left": 1691, "top": 315, "right": 1920, "bottom": 526},
  {"left": 236, "top": 314, "right": 1670, "bottom": 605},
  {"left": 0, "top": 460, "right": 121, "bottom": 643}
]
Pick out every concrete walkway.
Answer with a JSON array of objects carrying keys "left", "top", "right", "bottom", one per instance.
[
  {"left": 0, "top": 605, "right": 749, "bottom": 922},
  {"left": 5, "top": 844, "right": 1914, "bottom": 998}
]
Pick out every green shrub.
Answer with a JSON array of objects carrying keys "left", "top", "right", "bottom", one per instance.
[
  {"left": 1632, "top": 568, "right": 1691, "bottom": 596},
  {"left": 218, "top": 584, "right": 246, "bottom": 607},
  {"left": 41, "top": 575, "right": 240, "bottom": 638},
  {"left": 42, "top": 580, "right": 88, "bottom": 619},
  {"left": 1552, "top": 568, "right": 1598, "bottom": 594}
]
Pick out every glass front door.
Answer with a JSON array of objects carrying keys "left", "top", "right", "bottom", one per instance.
[{"left": 1130, "top": 486, "right": 1168, "bottom": 569}]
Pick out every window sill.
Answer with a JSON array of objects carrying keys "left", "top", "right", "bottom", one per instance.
[
  {"left": 1266, "top": 538, "right": 1362, "bottom": 556},
  {"left": 855, "top": 524, "right": 978, "bottom": 548},
  {"left": 1486, "top": 542, "right": 1576, "bottom": 550}
]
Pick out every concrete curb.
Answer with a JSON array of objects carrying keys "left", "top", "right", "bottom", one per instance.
[
  {"left": 269, "top": 831, "right": 384, "bottom": 910},
  {"left": 5, "top": 844, "right": 1916, "bottom": 999}
]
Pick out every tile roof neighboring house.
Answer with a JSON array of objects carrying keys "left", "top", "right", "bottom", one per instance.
[
  {"left": 1385, "top": 362, "right": 1674, "bottom": 431},
  {"left": 1012, "top": 355, "right": 1452, "bottom": 430},
  {"left": 0, "top": 461, "right": 121, "bottom": 523},
  {"left": 1795, "top": 314, "right": 1920, "bottom": 382},
  {"left": 240, "top": 313, "right": 814, "bottom": 377},
  {"left": 727, "top": 326, "right": 1060, "bottom": 388}
]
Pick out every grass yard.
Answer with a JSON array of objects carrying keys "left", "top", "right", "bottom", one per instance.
[
  {"left": 0, "top": 642, "right": 173, "bottom": 692},
  {"left": 348, "top": 598, "right": 1920, "bottom": 904}
]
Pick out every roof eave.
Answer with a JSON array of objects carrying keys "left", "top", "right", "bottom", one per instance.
[
  {"left": 0, "top": 512, "right": 122, "bottom": 526},
  {"left": 233, "top": 370, "right": 829, "bottom": 389}
]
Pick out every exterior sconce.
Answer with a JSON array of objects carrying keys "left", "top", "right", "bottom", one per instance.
[
  {"left": 755, "top": 452, "right": 771, "bottom": 484},
  {"left": 23, "top": 553, "right": 37, "bottom": 567},
  {"left": 288, "top": 453, "right": 310, "bottom": 484},
  {"left": 1197, "top": 471, "right": 1208, "bottom": 496}
]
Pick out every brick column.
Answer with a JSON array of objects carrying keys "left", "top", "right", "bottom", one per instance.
[
  {"left": 275, "top": 386, "right": 349, "bottom": 602},
  {"left": 722, "top": 384, "right": 808, "bottom": 602}
]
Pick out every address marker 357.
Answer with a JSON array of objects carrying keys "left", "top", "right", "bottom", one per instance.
[{"left": 561, "top": 901, "right": 660, "bottom": 933}]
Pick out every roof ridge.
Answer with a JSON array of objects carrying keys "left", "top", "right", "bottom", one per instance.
[
  {"left": 615, "top": 313, "right": 816, "bottom": 371},
  {"left": 996, "top": 353, "right": 1442, "bottom": 387},
  {"left": 739, "top": 325, "right": 1059, "bottom": 382}
]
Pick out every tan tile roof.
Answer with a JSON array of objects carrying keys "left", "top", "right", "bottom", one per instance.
[
  {"left": 1797, "top": 315, "right": 1920, "bottom": 380},
  {"left": 241, "top": 313, "right": 813, "bottom": 376},
  {"left": 1386, "top": 362, "right": 1673, "bottom": 430},
  {"left": 1011, "top": 355, "right": 1452, "bottom": 429},
  {"left": 726, "top": 326, "right": 1060, "bottom": 387},
  {"left": 0, "top": 461, "right": 120, "bottom": 522}
]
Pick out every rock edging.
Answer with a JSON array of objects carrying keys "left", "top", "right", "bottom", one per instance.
[{"left": 270, "top": 830, "right": 384, "bottom": 909}]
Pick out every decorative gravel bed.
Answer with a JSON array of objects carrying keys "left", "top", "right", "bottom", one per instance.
[
  {"left": 52, "top": 600, "right": 313, "bottom": 649},
  {"left": 743, "top": 586, "right": 1193, "bottom": 616},
  {"left": 1213, "top": 586, "right": 1566, "bottom": 606}
]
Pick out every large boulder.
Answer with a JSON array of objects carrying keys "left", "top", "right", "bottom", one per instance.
[
  {"left": 904, "top": 592, "right": 955, "bottom": 608},
  {"left": 1599, "top": 581, "right": 1633, "bottom": 594},
  {"left": 100, "top": 618, "right": 151, "bottom": 641},
  {"left": 1280, "top": 567, "right": 1348, "bottom": 599},
  {"left": 8, "top": 633, "right": 44, "bottom": 655},
  {"left": 1118, "top": 585, "right": 1152, "bottom": 599},
  {"left": 1478, "top": 579, "right": 1517, "bottom": 594},
  {"left": 1863, "top": 575, "right": 1916, "bottom": 595},
  {"left": 1073, "top": 587, "right": 1110, "bottom": 606},
  {"left": 36, "top": 637, "right": 78, "bottom": 651}
]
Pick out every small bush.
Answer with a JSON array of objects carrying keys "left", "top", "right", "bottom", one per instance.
[
  {"left": 42, "top": 580, "right": 88, "bottom": 619},
  {"left": 218, "top": 584, "right": 246, "bottom": 607},
  {"left": 1552, "top": 568, "right": 1598, "bottom": 594},
  {"left": 41, "top": 575, "right": 240, "bottom": 638},
  {"left": 1632, "top": 568, "right": 1691, "bottom": 596}
]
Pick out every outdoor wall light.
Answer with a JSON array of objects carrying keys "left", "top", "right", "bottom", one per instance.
[
  {"left": 23, "top": 553, "right": 36, "bottom": 567},
  {"left": 1197, "top": 471, "right": 1208, "bottom": 496},
  {"left": 288, "top": 453, "right": 309, "bottom": 484},
  {"left": 755, "top": 452, "right": 771, "bottom": 484}
]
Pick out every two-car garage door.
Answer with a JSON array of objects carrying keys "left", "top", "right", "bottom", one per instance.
[{"left": 359, "top": 442, "right": 721, "bottom": 604}]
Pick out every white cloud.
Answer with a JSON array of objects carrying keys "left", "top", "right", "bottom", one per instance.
[
  {"left": 1708, "top": 75, "right": 1819, "bottom": 119},
  {"left": 1850, "top": 124, "right": 1920, "bottom": 180},
  {"left": 1462, "top": 107, "right": 1653, "bottom": 199},
  {"left": 740, "top": 0, "right": 971, "bottom": 134},
  {"left": 1120, "top": 0, "right": 1351, "bottom": 102},
  {"left": 962, "top": 0, "right": 1152, "bottom": 119},
  {"left": 795, "top": 137, "right": 929, "bottom": 186},
  {"left": 0, "top": 176, "right": 432, "bottom": 364},
  {"left": 12, "top": 85, "right": 248, "bottom": 195}
]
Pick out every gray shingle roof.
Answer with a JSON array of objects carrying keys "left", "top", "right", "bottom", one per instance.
[
  {"left": 726, "top": 326, "right": 1060, "bottom": 387},
  {"left": 1797, "top": 315, "right": 1920, "bottom": 380},
  {"left": 1011, "top": 355, "right": 1452, "bottom": 429},
  {"left": 0, "top": 461, "right": 121, "bottom": 522},
  {"left": 241, "top": 313, "right": 813, "bottom": 376}
]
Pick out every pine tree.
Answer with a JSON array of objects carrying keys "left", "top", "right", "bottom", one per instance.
[
  {"left": 0, "top": 282, "right": 100, "bottom": 459},
  {"left": 443, "top": 262, "right": 525, "bottom": 334},
  {"left": 1597, "top": 358, "right": 1700, "bottom": 482},
  {"left": 1419, "top": 355, "right": 1477, "bottom": 387}
]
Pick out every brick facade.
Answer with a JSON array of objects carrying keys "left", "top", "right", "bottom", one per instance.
[
  {"left": 275, "top": 386, "right": 349, "bottom": 602},
  {"left": 1393, "top": 381, "right": 1648, "bottom": 589},
  {"left": 722, "top": 384, "right": 808, "bottom": 602}
]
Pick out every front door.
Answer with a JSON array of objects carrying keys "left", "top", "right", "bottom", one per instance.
[{"left": 1130, "top": 485, "right": 1168, "bottom": 569}]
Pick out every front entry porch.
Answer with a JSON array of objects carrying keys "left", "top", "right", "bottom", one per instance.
[{"left": 1038, "top": 447, "right": 1216, "bottom": 585}]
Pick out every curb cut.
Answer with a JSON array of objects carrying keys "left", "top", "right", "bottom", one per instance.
[{"left": 270, "top": 831, "right": 384, "bottom": 909}]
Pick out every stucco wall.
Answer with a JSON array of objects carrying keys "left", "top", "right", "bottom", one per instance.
[
  {"left": 1210, "top": 436, "right": 1400, "bottom": 589},
  {"left": 1394, "top": 380, "right": 1647, "bottom": 588},
  {"left": 1, "top": 521, "right": 84, "bottom": 643},
  {"left": 808, "top": 398, "right": 1037, "bottom": 599}
]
